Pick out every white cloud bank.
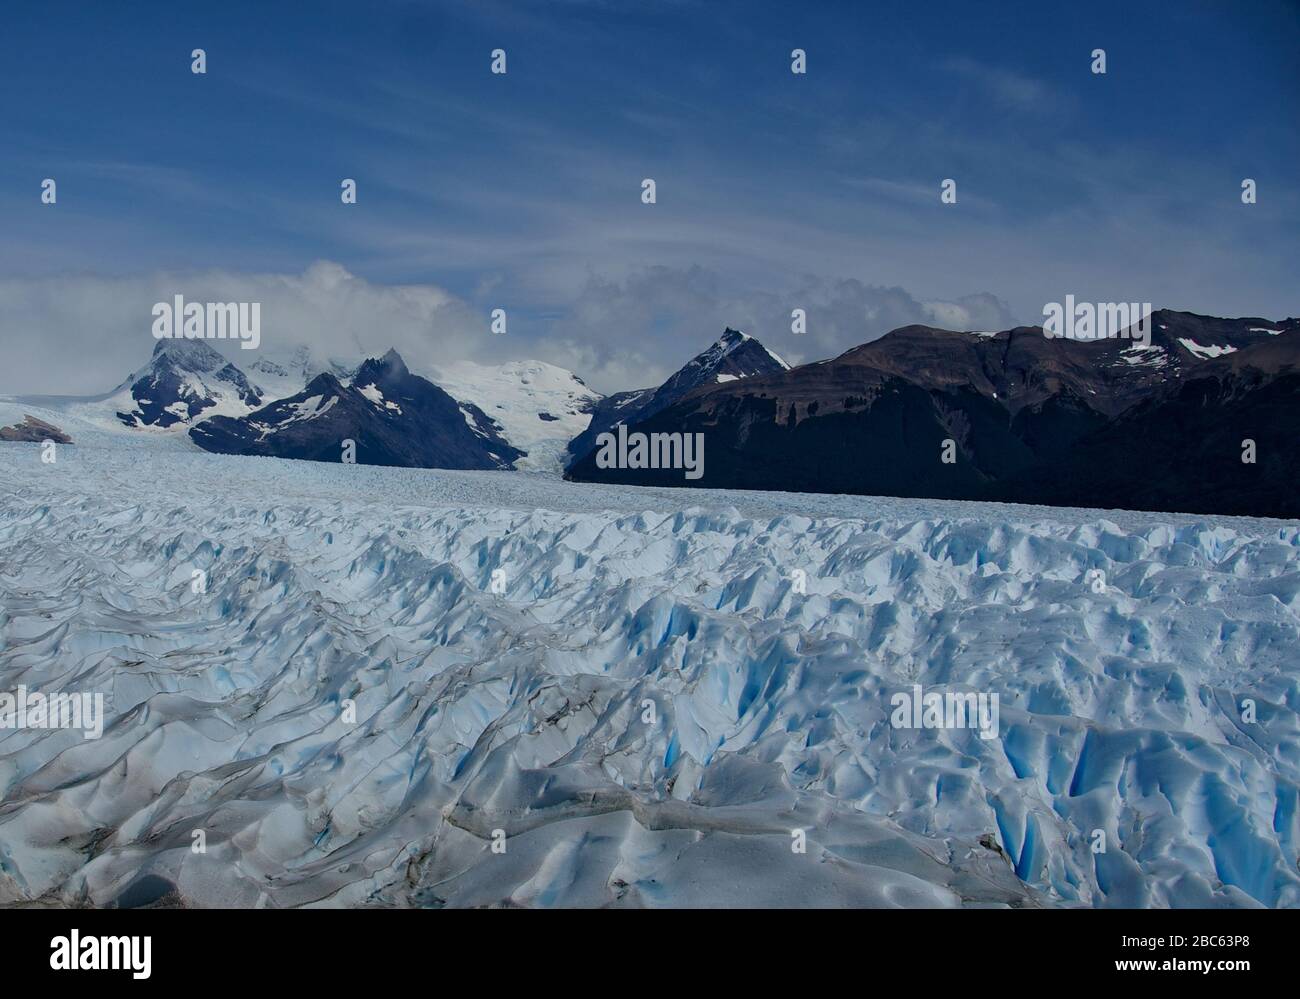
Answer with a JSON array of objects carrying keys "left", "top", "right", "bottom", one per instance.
[
  {"left": 0, "top": 262, "right": 485, "bottom": 395},
  {"left": 0, "top": 261, "right": 1019, "bottom": 396}
]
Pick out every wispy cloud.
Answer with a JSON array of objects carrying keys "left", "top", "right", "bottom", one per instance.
[{"left": 940, "top": 57, "right": 1062, "bottom": 112}]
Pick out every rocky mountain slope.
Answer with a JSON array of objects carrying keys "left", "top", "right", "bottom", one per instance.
[{"left": 568, "top": 311, "right": 1300, "bottom": 518}]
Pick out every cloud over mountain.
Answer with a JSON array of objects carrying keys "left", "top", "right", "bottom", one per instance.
[{"left": 0, "top": 261, "right": 1019, "bottom": 397}]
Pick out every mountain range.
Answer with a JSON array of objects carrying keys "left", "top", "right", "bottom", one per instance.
[
  {"left": 7, "top": 310, "right": 1298, "bottom": 517},
  {"left": 191, "top": 349, "right": 524, "bottom": 469},
  {"left": 567, "top": 310, "right": 1300, "bottom": 518}
]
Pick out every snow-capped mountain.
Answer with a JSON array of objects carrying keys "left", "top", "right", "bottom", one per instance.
[
  {"left": 8, "top": 339, "right": 278, "bottom": 435},
  {"left": 569, "top": 311, "right": 1300, "bottom": 518},
  {"left": 11, "top": 340, "right": 599, "bottom": 473},
  {"left": 110, "top": 339, "right": 264, "bottom": 429},
  {"left": 656, "top": 326, "right": 791, "bottom": 394},
  {"left": 430, "top": 359, "right": 600, "bottom": 473},
  {"left": 568, "top": 328, "right": 789, "bottom": 465},
  {"left": 190, "top": 348, "right": 523, "bottom": 469}
]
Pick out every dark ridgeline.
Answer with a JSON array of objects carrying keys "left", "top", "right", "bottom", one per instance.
[{"left": 566, "top": 311, "right": 1300, "bottom": 519}]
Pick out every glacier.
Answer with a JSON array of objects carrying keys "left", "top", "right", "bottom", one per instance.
[{"left": 1, "top": 433, "right": 1298, "bottom": 908}]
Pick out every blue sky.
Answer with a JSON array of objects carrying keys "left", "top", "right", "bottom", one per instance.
[{"left": 1, "top": 0, "right": 1297, "bottom": 393}]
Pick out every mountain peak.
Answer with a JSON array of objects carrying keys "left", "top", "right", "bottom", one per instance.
[
  {"left": 151, "top": 337, "right": 228, "bottom": 372},
  {"left": 718, "top": 327, "right": 750, "bottom": 345},
  {"left": 114, "top": 338, "right": 261, "bottom": 429},
  {"left": 353, "top": 349, "right": 410, "bottom": 385},
  {"left": 303, "top": 371, "right": 344, "bottom": 395},
  {"left": 684, "top": 328, "right": 789, "bottom": 381},
  {"left": 378, "top": 348, "right": 409, "bottom": 376},
  {"left": 566, "top": 328, "right": 790, "bottom": 467}
]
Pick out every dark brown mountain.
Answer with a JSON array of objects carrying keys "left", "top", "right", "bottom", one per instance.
[{"left": 566, "top": 310, "right": 1300, "bottom": 518}]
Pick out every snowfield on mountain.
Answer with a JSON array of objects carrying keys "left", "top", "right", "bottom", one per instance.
[
  {"left": 430, "top": 359, "right": 600, "bottom": 474},
  {"left": 1, "top": 436, "right": 1298, "bottom": 909}
]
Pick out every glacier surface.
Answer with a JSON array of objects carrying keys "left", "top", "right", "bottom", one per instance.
[{"left": 1, "top": 437, "right": 1299, "bottom": 908}]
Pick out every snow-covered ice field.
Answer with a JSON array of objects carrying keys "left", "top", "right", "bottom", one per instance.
[{"left": 2, "top": 425, "right": 1299, "bottom": 907}]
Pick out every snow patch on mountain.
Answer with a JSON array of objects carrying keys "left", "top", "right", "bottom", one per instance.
[
  {"left": 357, "top": 382, "right": 401, "bottom": 414},
  {"left": 1119, "top": 343, "right": 1167, "bottom": 366},
  {"left": 284, "top": 393, "right": 337, "bottom": 423},
  {"left": 1178, "top": 338, "right": 1238, "bottom": 360}
]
